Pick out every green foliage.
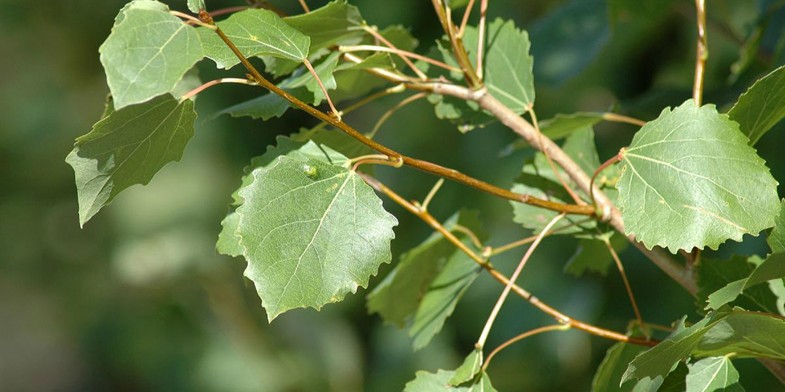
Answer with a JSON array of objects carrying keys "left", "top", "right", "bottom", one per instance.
[
  {"left": 64, "top": 0, "right": 785, "bottom": 389},
  {"left": 199, "top": 9, "right": 310, "bottom": 69},
  {"left": 66, "top": 94, "right": 196, "bottom": 226},
  {"left": 728, "top": 65, "right": 785, "bottom": 145},
  {"left": 234, "top": 154, "right": 397, "bottom": 321},
  {"left": 617, "top": 99, "right": 780, "bottom": 253},
  {"left": 100, "top": 4, "right": 202, "bottom": 108}
]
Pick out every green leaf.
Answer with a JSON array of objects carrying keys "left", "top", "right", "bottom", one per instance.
[
  {"left": 728, "top": 65, "right": 785, "bottom": 145},
  {"left": 199, "top": 9, "right": 309, "bottom": 69},
  {"left": 186, "top": 0, "right": 204, "bottom": 13},
  {"left": 685, "top": 357, "right": 744, "bottom": 392},
  {"left": 219, "top": 138, "right": 352, "bottom": 254},
  {"left": 706, "top": 253, "right": 785, "bottom": 310},
  {"left": 657, "top": 362, "right": 689, "bottom": 392},
  {"left": 100, "top": 6, "right": 203, "bottom": 109},
  {"left": 450, "top": 349, "right": 483, "bottom": 386},
  {"left": 219, "top": 52, "right": 341, "bottom": 120},
  {"left": 217, "top": 212, "right": 243, "bottom": 257},
  {"left": 768, "top": 200, "right": 785, "bottom": 253},
  {"left": 565, "top": 234, "right": 628, "bottom": 277},
  {"left": 592, "top": 341, "right": 647, "bottom": 392},
  {"left": 693, "top": 310, "right": 785, "bottom": 360},
  {"left": 621, "top": 314, "right": 720, "bottom": 389},
  {"left": 697, "top": 256, "right": 780, "bottom": 315},
  {"left": 235, "top": 155, "right": 397, "bottom": 321},
  {"left": 262, "top": 0, "right": 365, "bottom": 77},
  {"left": 469, "top": 19, "right": 535, "bottom": 112},
  {"left": 404, "top": 369, "right": 497, "bottom": 392},
  {"left": 511, "top": 127, "right": 604, "bottom": 236},
  {"left": 617, "top": 99, "right": 780, "bottom": 253},
  {"left": 66, "top": 94, "right": 196, "bottom": 226},
  {"left": 367, "top": 211, "right": 484, "bottom": 349},
  {"left": 504, "top": 112, "right": 605, "bottom": 154}
]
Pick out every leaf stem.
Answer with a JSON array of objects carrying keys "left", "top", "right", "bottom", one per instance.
[
  {"left": 367, "top": 92, "right": 427, "bottom": 139},
  {"left": 482, "top": 325, "right": 570, "bottom": 372},
  {"left": 339, "top": 44, "right": 460, "bottom": 73},
  {"left": 201, "top": 15, "right": 595, "bottom": 216},
  {"left": 171, "top": 10, "right": 216, "bottom": 28},
  {"left": 420, "top": 178, "right": 444, "bottom": 212},
  {"left": 361, "top": 25, "right": 429, "bottom": 80},
  {"left": 457, "top": 0, "right": 476, "bottom": 37},
  {"left": 590, "top": 152, "right": 623, "bottom": 219},
  {"left": 693, "top": 0, "right": 708, "bottom": 106},
  {"left": 297, "top": 0, "right": 310, "bottom": 13},
  {"left": 602, "top": 112, "right": 646, "bottom": 127},
  {"left": 489, "top": 218, "right": 594, "bottom": 256},
  {"left": 360, "top": 174, "right": 658, "bottom": 348},
  {"left": 208, "top": 6, "right": 251, "bottom": 18},
  {"left": 302, "top": 58, "right": 340, "bottom": 120},
  {"left": 476, "top": 0, "right": 488, "bottom": 79},
  {"left": 180, "top": 78, "right": 256, "bottom": 101},
  {"left": 431, "top": 0, "right": 482, "bottom": 87},
  {"left": 477, "top": 213, "right": 565, "bottom": 349},
  {"left": 603, "top": 236, "right": 645, "bottom": 329}
]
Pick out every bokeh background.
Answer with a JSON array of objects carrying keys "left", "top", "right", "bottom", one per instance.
[{"left": 2, "top": 0, "right": 785, "bottom": 390}]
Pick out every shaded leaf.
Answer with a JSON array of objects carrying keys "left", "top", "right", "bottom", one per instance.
[
  {"left": 217, "top": 212, "right": 243, "bottom": 257},
  {"left": 591, "top": 341, "right": 647, "bottom": 391},
  {"left": 657, "top": 361, "right": 689, "bottom": 392},
  {"left": 697, "top": 256, "right": 780, "bottom": 315},
  {"left": 235, "top": 156, "right": 397, "bottom": 321},
  {"left": 565, "top": 234, "right": 628, "bottom": 277},
  {"left": 66, "top": 94, "right": 196, "bottom": 226},
  {"left": 100, "top": 6, "right": 203, "bottom": 109},
  {"left": 728, "top": 65, "right": 785, "bottom": 145},
  {"left": 617, "top": 99, "right": 780, "bottom": 253},
  {"left": 768, "top": 199, "right": 785, "bottom": 253},
  {"left": 530, "top": 0, "right": 610, "bottom": 85},
  {"left": 685, "top": 357, "right": 744, "bottom": 392},
  {"left": 199, "top": 9, "right": 309, "bottom": 69},
  {"left": 694, "top": 310, "right": 785, "bottom": 360},
  {"left": 706, "top": 253, "right": 785, "bottom": 310},
  {"left": 368, "top": 211, "right": 484, "bottom": 349}
]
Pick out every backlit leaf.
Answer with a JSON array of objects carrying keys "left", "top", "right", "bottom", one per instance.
[
  {"left": 617, "top": 99, "right": 780, "bottom": 253},
  {"left": 404, "top": 369, "right": 497, "bottom": 392},
  {"left": 66, "top": 94, "right": 196, "bottom": 226},
  {"left": 235, "top": 155, "right": 397, "bottom": 321},
  {"left": 450, "top": 349, "right": 483, "bottom": 386},
  {"left": 728, "top": 65, "right": 785, "bottom": 145},
  {"left": 100, "top": 6, "right": 203, "bottom": 109},
  {"left": 768, "top": 200, "right": 785, "bottom": 253},
  {"left": 685, "top": 357, "right": 744, "bottom": 392},
  {"left": 186, "top": 0, "right": 204, "bottom": 13},
  {"left": 705, "top": 253, "right": 785, "bottom": 310},
  {"left": 199, "top": 8, "right": 309, "bottom": 69}
]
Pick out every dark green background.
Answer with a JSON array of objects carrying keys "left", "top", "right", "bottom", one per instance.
[{"left": 2, "top": 0, "right": 784, "bottom": 390}]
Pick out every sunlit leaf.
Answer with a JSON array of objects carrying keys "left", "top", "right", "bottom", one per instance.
[
  {"left": 217, "top": 212, "right": 242, "bottom": 257},
  {"left": 235, "top": 155, "right": 397, "bottom": 321},
  {"left": 186, "top": 0, "right": 204, "bottom": 13},
  {"left": 706, "top": 253, "right": 785, "bottom": 310},
  {"left": 728, "top": 65, "right": 785, "bottom": 145},
  {"left": 617, "top": 99, "right": 780, "bottom": 253},
  {"left": 199, "top": 8, "right": 309, "bottom": 69},
  {"left": 100, "top": 6, "right": 203, "bottom": 109},
  {"left": 685, "top": 357, "right": 744, "bottom": 392},
  {"left": 404, "top": 369, "right": 497, "bottom": 392},
  {"left": 450, "top": 349, "right": 483, "bottom": 386},
  {"left": 66, "top": 94, "right": 196, "bottom": 226}
]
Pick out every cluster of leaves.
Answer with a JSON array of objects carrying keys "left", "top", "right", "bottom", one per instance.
[{"left": 66, "top": 0, "right": 785, "bottom": 390}]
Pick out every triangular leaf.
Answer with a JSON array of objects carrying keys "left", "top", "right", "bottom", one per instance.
[
  {"left": 477, "top": 18, "right": 535, "bottom": 112},
  {"left": 199, "top": 8, "right": 309, "bottom": 69},
  {"left": 685, "top": 357, "right": 744, "bottom": 392},
  {"left": 235, "top": 155, "right": 397, "bottom": 321},
  {"left": 100, "top": 6, "right": 203, "bottom": 109},
  {"left": 66, "top": 94, "right": 196, "bottom": 226},
  {"left": 450, "top": 349, "right": 483, "bottom": 386},
  {"left": 705, "top": 253, "right": 785, "bottom": 310},
  {"left": 617, "top": 99, "right": 780, "bottom": 253},
  {"left": 728, "top": 65, "right": 785, "bottom": 145}
]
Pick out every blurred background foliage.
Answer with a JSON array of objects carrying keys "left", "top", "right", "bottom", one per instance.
[{"left": 2, "top": 0, "right": 785, "bottom": 390}]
